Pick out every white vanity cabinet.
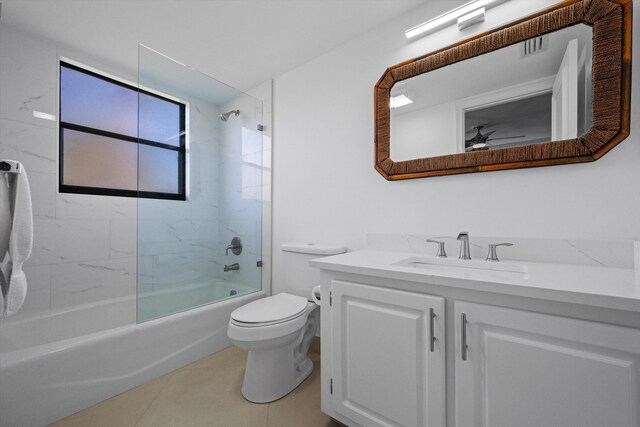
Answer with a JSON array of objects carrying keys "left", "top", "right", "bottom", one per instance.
[
  {"left": 313, "top": 249, "right": 640, "bottom": 427},
  {"left": 454, "top": 301, "right": 640, "bottom": 427},
  {"left": 329, "top": 280, "right": 446, "bottom": 427}
]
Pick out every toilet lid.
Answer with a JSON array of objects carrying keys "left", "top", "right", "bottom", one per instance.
[{"left": 231, "top": 293, "right": 308, "bottom": 324}]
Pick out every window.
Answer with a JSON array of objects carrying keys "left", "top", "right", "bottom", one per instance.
[{"left": 59, "top": 61, "right": 186, "bottom": 200}]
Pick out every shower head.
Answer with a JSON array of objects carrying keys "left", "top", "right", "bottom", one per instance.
[{"left": 220, "top": 110, "right": 240, "bottom": 122}]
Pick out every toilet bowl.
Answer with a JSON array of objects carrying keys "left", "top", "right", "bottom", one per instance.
[
  {"left": 228, "top": 293, "right": 319, "bottom": 403},
  {"left": 227, "top": 242, "right": 345, "bottom": 403}
]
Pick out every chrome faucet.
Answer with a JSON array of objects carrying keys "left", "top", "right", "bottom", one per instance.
[
  {"left": 426, "top": 239, "right": 447, "bottom": 258},
  {"left": 457, "top": 232, "right": 471, "bottom": 260},
  {"left": 486, "top": 243, "right": 513, "bottom": 262},
  {"left": 224, "top": 263, "right": 240, "bottom": 272}
]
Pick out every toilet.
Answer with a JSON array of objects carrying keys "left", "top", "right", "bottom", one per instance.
[{"left": 227, "top": 242, "right": 346, "bottom": 403}]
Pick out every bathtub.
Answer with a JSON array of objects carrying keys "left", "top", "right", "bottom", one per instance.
[{"left": 0, "top": 281, "right": 263, "bottom": 427}]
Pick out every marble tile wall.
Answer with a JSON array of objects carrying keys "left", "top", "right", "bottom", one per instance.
[
  {"left": 0, "top": 24, "right": 269, "bottom": 325},
  {"left": 218, "top": 92, "right": 267, "bottom": 291},
  {"left": 0, "top": 25, "right": 223, "bottom": 325},
  {"left": 137, "top": 96, "right": 221, "bottom": 296},
  {"left": 0, "top": 24, "right": 139, "bottom": 322}
]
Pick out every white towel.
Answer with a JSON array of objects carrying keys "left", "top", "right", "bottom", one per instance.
[
  {"left": 0, "top": 174, "right": 11, "bottom": 315},
  {"left": 0, "top": 162, "right": 33, "bottom": 317}
]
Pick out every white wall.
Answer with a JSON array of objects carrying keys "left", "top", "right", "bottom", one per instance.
[{"left": 271, "top": 0, "right": 640, "bottom": 294}]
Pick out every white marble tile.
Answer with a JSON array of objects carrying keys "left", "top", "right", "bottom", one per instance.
[
  {"left": 191, "top": 220, "right": 218, "bottom": 243},
  {"left": 0, "top": 118, "right": 56, "bottom": 174},
  {"left": 0, "top": 25, "right": 57, "bottom": 84},
  {"left": 110, "top": 219, "right": 137, "bottom": 258},
  {"left": 137, "top": 198, "right": 191, "bottom": 220},
  {"left": 10, "top": 265, "right": 52, "bottom": 317},
  {"left": 137, "top": 219, "right": 199, "bottom": 244},
  {"left": 137, "top": 240, "right": 195, "bottom": 257},
  {"left": 0, "top": 57, "right": 57, "bottom": 128},
  {"left": 50, "top": 257, "right": 136, "bottom": 309},
  {"left": 148, "top": 252, "right": 202, "bottom": 285},
  {"left": 28, "top": 171, "right": 56, "bottom": 218},
  {"left": 29, "top": 219, "right": 110, "bottom": 266},
  {"left": 56, "top": 193, "right": 137, "bottom": 219},
  {"left": 190, "top": 202, "right": 219, "bottom": 222}
]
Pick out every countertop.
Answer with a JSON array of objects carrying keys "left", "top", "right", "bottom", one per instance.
[{"left": 309, "top": 250, "right": 640, "bottom": 313}]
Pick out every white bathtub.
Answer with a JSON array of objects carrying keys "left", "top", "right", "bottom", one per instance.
[{"left": 0, "top": 282, "right": 263, "bottom": 427}]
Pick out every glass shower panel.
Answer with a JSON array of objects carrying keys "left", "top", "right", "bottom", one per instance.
[{"left": 137, "top": 46, "right": 263, "bottom": 322}]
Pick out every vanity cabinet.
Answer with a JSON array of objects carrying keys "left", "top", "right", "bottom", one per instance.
[
  {"left": 321, "top": 278, "right": 640, "bottom": 427},
  {"left": 454, "top": 301, "right": 640, "bottom": 427},
  {"left": 330, "top": 280, "right": 446, "bottom": 427}
]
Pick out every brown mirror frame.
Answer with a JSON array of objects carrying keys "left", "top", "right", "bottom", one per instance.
[{"left": 375, "top": 0, "right": 632, "bottom": 180}]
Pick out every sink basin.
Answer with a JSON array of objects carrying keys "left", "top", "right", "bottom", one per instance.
[{"left": 393, "top": 256, "right": 528, "bottom": 275}]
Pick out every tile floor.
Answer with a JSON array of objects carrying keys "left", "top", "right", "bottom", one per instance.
[{"left": 50, "top": 346, "right": 340, "bottom": 427}]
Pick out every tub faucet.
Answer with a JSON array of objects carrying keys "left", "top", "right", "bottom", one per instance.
[
  {"left": 457, "top": 232, "right": 471, "bottom": 260},
  {"left": 224, "top": 263, "right": 240, "bottom": 272},
  {"left": 225, "top": 237, "right": 243, "bottom": 256}
]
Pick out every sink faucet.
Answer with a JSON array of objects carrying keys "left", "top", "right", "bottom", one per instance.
[
  {"left": 457, "top": 232, "right": 471, "bottom": 260},
  {"left": 224, "top": 263, "right": 240, "bottom": 272}
]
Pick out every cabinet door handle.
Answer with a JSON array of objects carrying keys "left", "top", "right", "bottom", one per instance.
[
  {"left": 429, "top": 308, "right": 436, "bottom": 352},
  {"left": 461, "top": 313, "right": 468, "bottom": 361}
]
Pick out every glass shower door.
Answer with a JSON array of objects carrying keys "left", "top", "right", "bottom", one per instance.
[{"left": 136, "top": 46, "right": 263, "bottom": 322}]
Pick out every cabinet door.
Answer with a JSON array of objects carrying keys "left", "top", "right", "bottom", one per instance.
[
  {"left": 331, "top": 280, "right": 445, "bottom": 427},
  {"left": 455, "top": 301, "right": 640, "bottom": 427}
]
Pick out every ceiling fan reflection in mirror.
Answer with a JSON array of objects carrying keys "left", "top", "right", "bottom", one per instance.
[{"left": 464, "top": 125, "right": 525, "bottom": 151}]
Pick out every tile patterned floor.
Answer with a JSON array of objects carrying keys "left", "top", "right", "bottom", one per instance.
[{"left": 50, "top": 347, "right": 340, "bottom": 427}]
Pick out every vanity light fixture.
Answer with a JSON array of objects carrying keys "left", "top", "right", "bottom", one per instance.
[
  {"left": 458, "top": 7, "right": 485, "bottom": 31},
  {"left": 405, "top": 0, "right": 508, "bottom": 39},
  {"left": 389, "top": 91, "right": 414, "bottom": 109}
]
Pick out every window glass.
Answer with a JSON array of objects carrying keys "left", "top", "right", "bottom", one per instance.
[
  {"left": 139, "top": 92, "right": 182, "bottom": 146},
  {"left": 60, "top": 65, "right": 138, "bottom": 137},
  {"left": 59, "top": 61, "right": 186, "bottom": 200},
  {"left": 62, "top": 129, "right": 138, "bottom": 190},
  {"left": 138, "top": 145, "right": 180, "bottom": 194}
]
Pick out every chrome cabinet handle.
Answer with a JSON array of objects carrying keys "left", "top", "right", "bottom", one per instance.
[
  {"left": 461, "top": 313, "right": 468, "bottom": 361},
  {"left": 429, "top": 308, "right": 436, "bottom": 352},
  {"left": 485, "top": 242, "right": 513, "bottom": 262},
  {"left": 426, "top": 239, "right": 447, "bottom": 258}
]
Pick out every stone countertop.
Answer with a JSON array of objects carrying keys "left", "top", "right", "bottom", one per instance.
[{"left": 310, "top": 250, "right": 640, "bottom": 313}]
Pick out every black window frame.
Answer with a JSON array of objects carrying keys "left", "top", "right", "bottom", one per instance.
[{"left": 59, "top": 61, "right": 187, "bottom": 201}]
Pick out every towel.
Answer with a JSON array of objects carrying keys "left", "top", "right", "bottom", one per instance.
[
  {"left": 0, "top": 162, "right": 33, "bottom": 317},
  {"left": 0, "top": 174, "right": 10, "bottom": 315}
]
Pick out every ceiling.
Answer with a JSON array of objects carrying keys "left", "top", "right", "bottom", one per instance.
[{"left": 0, "top": 0, "right": 428, "bottom": 91}]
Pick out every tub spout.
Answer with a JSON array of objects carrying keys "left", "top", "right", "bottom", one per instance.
[{"left": 224, "top": 263, "right": 240, "bottom": 272}]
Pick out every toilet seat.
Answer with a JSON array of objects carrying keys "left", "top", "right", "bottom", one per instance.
[{"left": 230, "top": 293, "right": 308, "bottom": 327}]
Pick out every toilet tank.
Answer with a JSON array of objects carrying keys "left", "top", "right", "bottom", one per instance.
[{"left": 281, "top": 243, "right": 346, "bottom": 300}]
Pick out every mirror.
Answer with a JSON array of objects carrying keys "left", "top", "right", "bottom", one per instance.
[
  {"left": 391, "top": 24, "right": 592, "bottom": 160},
  {"left": 375, "top": 0, "right": 631, "bottom": 180}
]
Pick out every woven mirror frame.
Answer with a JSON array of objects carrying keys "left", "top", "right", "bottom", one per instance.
[{"left": 374, "top": 0, "right": 632, "bottom": 180}]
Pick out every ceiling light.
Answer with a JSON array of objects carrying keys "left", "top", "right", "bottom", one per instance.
[
  {"left": 390, "top": 93, "right": 413, "bottom": 109},
  {"left": 405, "top": 0, "right": 506, "bottom": 39}
]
